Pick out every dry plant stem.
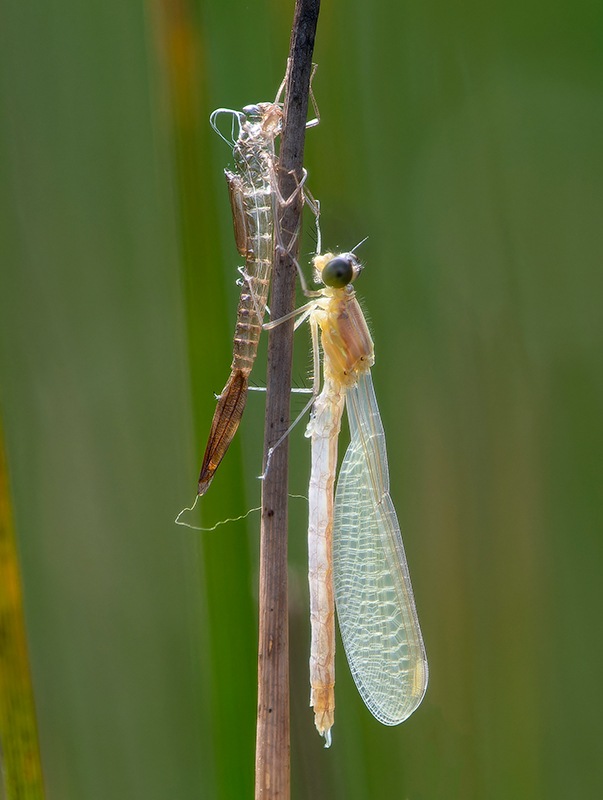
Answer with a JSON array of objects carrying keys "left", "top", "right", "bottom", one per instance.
[{"left": 255, "top": 1, "right": 320, "bottom": 797}]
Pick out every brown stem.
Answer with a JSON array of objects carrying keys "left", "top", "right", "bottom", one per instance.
[{"left": 254, "top": 1, "right": 320, "bottom": 797}]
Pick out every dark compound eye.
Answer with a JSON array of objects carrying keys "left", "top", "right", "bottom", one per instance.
[{"left": 321, "top": 256, "right": 354, "bottom": 288}]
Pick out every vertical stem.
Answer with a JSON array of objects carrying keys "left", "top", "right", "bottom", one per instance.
[{"left": 255, "top": 1, "right": 320, "bottom": 798}]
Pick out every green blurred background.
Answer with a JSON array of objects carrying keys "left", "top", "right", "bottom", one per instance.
[{"left": 1, "top": 1, "right": 602, "bottom": 798}]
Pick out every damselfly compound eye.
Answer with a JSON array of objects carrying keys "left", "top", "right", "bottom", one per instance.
[{"left": 322, "top": 256, "right": 355, "bottom": 288}]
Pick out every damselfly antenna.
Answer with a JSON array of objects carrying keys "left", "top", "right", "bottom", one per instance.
[{"left": 350, "top": 235, "right": 369, "bottom": 253}]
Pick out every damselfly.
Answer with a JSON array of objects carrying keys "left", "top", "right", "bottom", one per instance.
[{"left": 301, "top": 251, "right": 428, "bottom": 746}]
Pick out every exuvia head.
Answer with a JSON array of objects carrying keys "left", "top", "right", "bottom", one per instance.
[
  {"left": 242, "top": 103, "right": 263, "bottom": 119},
  {"left": 241, "top": 102, "right": 283, "bottom": 131},
  {"left": 314, "top": 252, "right": 363, "bottom": 289}
]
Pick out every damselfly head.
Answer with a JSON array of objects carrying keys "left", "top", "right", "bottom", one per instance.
[{"left": 314, "top": 252, "right": 362, "bottom": 289}]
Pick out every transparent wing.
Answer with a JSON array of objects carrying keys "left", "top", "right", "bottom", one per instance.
[{"left": 333, "top": 372, "right": 428, "bottom": 725}]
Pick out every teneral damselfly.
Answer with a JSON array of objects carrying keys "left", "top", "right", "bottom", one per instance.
[{"left": 302, "top": 251, "right": 428, "bottom": 745}]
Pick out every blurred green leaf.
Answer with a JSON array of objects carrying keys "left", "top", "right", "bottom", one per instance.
[{"left": 0, "top": 424, "right": 46, "bottom": 799}]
